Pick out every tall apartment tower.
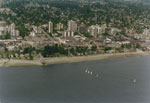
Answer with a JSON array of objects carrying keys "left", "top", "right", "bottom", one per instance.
[
  {"left": 48, "top": 21, "right": 53, "bottom": 33},
  {"left": 10, "top": 23, "right": 16, "bottom": 36},
  {"left": 68, "top": 20, "right": 77, "bottom": 32}
]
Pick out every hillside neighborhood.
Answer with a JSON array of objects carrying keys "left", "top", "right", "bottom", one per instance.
[{"left": 0, "top": 0, "right": 150, "bottom": 59}]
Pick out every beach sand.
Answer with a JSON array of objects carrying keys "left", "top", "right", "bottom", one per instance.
[{"left": 0, "top": 52, "right": 148, "bottom": 67}]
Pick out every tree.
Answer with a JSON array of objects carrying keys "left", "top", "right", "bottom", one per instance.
[
  {"left": 5, "top": 32, "right": 11, "bottom": 39},
  {"left": 18, "top": 25, "right": 28, "bottom": 38},
  {"left": 104, "top": 47, "right": 112, "bottom": 53},
  {"left": 91, "top": 45, "right": 97, "bottom": 51},
  {"left": 136, "top": 44, "right": 141, "bottom": 49},
  {"left": 23, "top": 46, "right": 35, "bottom": 60}
]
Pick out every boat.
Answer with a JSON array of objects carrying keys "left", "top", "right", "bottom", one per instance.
[
  {"left": 85, "top": 69, "right": 88, "bottom": 73},
  {"left": 133, "top": 79, "right": 136, "bottom": 83},
  {"left": 90, "top": 72, "right": 93, "bottom": 75},
  {"left": 85, "top": 66, "right": 88, "bottom": 73}
]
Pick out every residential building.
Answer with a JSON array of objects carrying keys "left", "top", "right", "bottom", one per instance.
[
  {"left": 109, "top": 28, "right": 121, "bottom": 36},
  {"left": 63, "top": 31, "right": 74, "bottom": 37},
  {"left": 68, "top": 20, "right": 77, "bottom": 32},
  {"left": 56, "top": 23, "right": 64, "bottom": 30},
  {"left": 78, "top": 23, "right": 87, "bottom": 33},
  {"left": 10, "top": 23, "right": 16, "bottom": 36},
  {"left": 88, "top": 24, "right": 102, "bottom": 37},
  {"left": 48, "top": 21, "right": 53, "bottom": 33},
  {"left": 9, "top": 23, "right": 20, "bottom": 37},
  {"left": 0, "top": 21, "right": 7, "bottom": 35}
]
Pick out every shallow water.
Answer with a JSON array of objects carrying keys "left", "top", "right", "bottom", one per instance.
[{"left": 0, "top": 56, "right": 149, "bottom": 103}]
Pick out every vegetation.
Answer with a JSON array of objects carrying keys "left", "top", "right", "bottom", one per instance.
[
  {"left": 2, "top": 0, "right": 150, "bottom": 33},
  {"left": 0, "top": 0, "right": 147, "bottom": 60},
  {"left": 104, "top": 47, "right": 112, "bottom": 53},
  {"left": 41, "top": 44, "right": 89, "bottom": 57},
  {"left": 23, "top": 46, "right": 35, "bottom": 60},
  {"left": 83, "top": 33, "right": 93, "bottom": 38},
  {"left": 41, "top": 44, "right": 68, "bottom": 57},
  {"left": 0, "top": 32, "right": 11, "bottom": 40}
]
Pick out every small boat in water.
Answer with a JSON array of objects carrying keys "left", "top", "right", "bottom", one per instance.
[
  {"left": 96, "top": 74, "right": 99, "bottom": 78},
  {"left": 85, "top": 66, "right": 88, "bottom": 73},
  {"left": 90, "top": 72, "right": 93, "bottom": 75},
  {"left": 88, "top": 71, "right": 90, "bottom": 74},
  {"left": 85, "top": 69, "right": 88, "bottom": 73},
  {"left": 133, "top": 79, "right": 136, "bottom": 83}
]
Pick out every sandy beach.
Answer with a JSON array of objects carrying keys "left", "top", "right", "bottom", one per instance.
[{"left": 0, "top": 51, "right": 148, "bottom": 67}]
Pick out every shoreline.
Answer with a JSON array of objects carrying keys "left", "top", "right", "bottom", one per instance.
[{"left": 0, "top": 52, "right": 149, "bottom": 67}]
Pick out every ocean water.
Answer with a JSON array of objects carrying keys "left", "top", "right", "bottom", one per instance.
[{"left": 0, "top": 56, "right": 149, "bottom": 103}]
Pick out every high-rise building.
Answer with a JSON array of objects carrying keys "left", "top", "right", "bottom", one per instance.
[
  {"left": 0, "top": 21, "right": 7, "bottom": 35},
  {"left": 56, "top": 23, "right": 64, "bottom": 30},
  {"left": 78, "top": 23, "right": 87, "bottom": 33},
  {"left": 68, "top": 20, "right": 77, "bottom": 32},
  {"left": 88, "top": 25, "right": 102, "bottom": 37},
  {"left": 48, "top": 21, "right": 53, "bottom": 33},
  {"left": 9, "top": 23, "right": 20, "bottom": 37},
  {"left": 10, "top": 23, "right": 16, "bottom": 36},
  {"left": 15, "top": 30, "right": 20, "bottom": 37},
  {"left": 63, "top": 31, "right": 74, "bottom": 37}
]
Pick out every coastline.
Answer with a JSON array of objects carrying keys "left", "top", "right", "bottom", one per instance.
[{"left": 0, "top": 51, "right": 148, "bottom": 67}]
